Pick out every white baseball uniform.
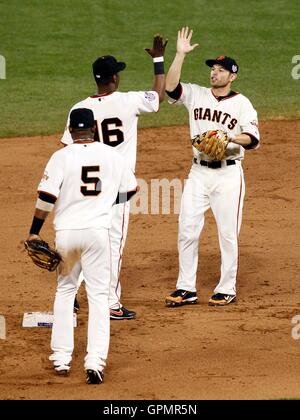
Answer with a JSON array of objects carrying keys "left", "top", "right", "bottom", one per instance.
[
  {"left": 37, "top": 141, "right": 137, "bottom": 371},
  {"left": 61, "top": 91, "right": 159, "bottom": 308},
  {"left": 168, "top": 83, "right": 260, "bottom": 295}
]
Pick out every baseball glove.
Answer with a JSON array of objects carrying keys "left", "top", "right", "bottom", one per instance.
[
  {"left": 24, "top": 239, "right": 62, "bottom": 272},
  {"left": 192, "top": 130, "right": 230, "bottom": 161}
]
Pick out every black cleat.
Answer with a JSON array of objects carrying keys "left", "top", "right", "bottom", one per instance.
[
  {"left": 86, "top": 369, "right": 104, "bottom": 384},
  {"left": 110, "top": 306, "right": 136, "bottom": 320},
  {"left": 74, "top": 296, "right": 80, "bottom": 313},
  {"left": 165, "top": 289, "right": 198, "bottom": 307},
  {"left": 208, "top": 293, "right": 236, "bottom": 306}
]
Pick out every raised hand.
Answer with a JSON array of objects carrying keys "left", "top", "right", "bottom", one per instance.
[
  {"left": 176, "top": 27, "right": 199, "bottom": 54},
  {"left": 145, "top": 34, "right": 168, "bottom": 58}
]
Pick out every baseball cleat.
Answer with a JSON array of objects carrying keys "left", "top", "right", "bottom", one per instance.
[
  {"left": 86, "top": 369, "right": 104, "bottom": 385},
  {"left": 208, "top": 293, "right": 236, "bottom": 306},
  {"left": 73, "top": 296, "right": 80, "bottom": 313},
  {"left": 165, "top": 289, "right": 198, "bottom": 307},
  {"left": 54, "top": 364, "right": 71, "bottom": 376},
  {"left": 110, "top": 306, "right": 136, "bottom": 320}
]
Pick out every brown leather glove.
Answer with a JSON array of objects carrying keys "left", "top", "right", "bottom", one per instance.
[{"left": 192, "top": 130, "right": 230, "bottom": 160}]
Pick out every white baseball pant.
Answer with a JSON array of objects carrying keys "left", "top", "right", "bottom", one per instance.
[
  {"left": 176, "top": 161, "right": 245, "bottom": 296},
  {"left": 50, "top": 228, "right": 110, "bottom": 371},
  {"left": 77, "top": 202, "right": 130, "bottom": 309}
]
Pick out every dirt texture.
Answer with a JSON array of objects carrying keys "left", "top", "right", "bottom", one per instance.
[{"left": 0, "top": 120, "right": 300, "bottom": 400}]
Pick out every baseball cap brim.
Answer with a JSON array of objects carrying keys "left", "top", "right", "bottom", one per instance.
[
  {"left": 205, "top": 58, "right": 238, "bottom": 73},
  {"left": 116, "top": 62, "right": 126, "bottom": 73},
  {"left": 205, "top": 59, "right": 220, "bottom": 68}
]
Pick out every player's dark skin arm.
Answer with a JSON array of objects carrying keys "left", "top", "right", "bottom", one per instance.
[
  {"left": 145, "top": 35, "right": 168, "bottom": 103},
  {"left": 152, "top": 74, "right": 165, "bottom": 103},
  {"left": 33, "top": 208, "right": 49, "bottom": 221}
]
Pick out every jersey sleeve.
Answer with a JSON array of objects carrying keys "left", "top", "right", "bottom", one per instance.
[
  {"left": 119, "top": 163, "right": 137, "bottom": 193},
  {"left": 239, "top": 97, "right": 260, "bottom": 149},
  {"left": 115, "top": 162, "right": 138, "bottom": 204},
  {"left": 131, "top": 91, "right": 159, "bottom": 115},
  {"left": 37, "top": 151, "right": 65, "bottom": 199},
  {"left": 167, "top": 82, "right": 194, "bottom": 107},
  {"left": 60, "top": 111, "right": 73, "bottom": 145},
  {"left": 61, "top": 101, "right": 84, "bottom": 145}
]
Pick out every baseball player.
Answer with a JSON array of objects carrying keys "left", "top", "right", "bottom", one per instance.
[
  {"left": 26, "top": 108, "right": 137, "bottom": 384},
  {"left": 165, "top": 27, "right": 260, "bottom": 307},
  {"left": 61, "top": 35, "right": 167, "bottom": 320}
]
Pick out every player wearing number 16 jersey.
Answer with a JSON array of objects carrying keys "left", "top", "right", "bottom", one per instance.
[{"left": 61, "top": 35, "right": 167, "bottom": 319}]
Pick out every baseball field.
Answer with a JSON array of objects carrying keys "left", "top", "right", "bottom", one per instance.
[{"left": 1, "top": 0, "right": 300, "bottom": 401}]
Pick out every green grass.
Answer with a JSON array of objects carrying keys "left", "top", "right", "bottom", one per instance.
[{"left": 0, "top": 0, "right": 299, "bottom": 137}]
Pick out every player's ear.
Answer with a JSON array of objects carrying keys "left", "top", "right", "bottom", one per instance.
[
  {"left": 91, "top": 123, "right": 96, "bottom": 134},
  {"left": 230, "top": 73, "right": 237, "bottom": 82},
  {"left": 69, "top": 126, "right": 73, "bottom": 133}
]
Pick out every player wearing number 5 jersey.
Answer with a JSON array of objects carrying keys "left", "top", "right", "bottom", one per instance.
[
  {"left": 26, "top": 108, "right": 137, "bottom": 383},
  {"left": 61, "top": 35, "right": 167, "bottom": 319}
]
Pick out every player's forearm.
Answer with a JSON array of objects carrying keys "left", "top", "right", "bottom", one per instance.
[
  {"left": 166, "top": 53, "right": 186, "bottom": 91},
  {"left": 230, "top": 133, "right": 252, "bottom": 146},
  {"left": 152, "top": 74, "right": 165, "bottom": 103},
  {"left": 28, "top": 191, "right": 56, "bottom": 238},
  {"left": 27, "top": 209, "right": 50, "bottom": 240},
  {"left": 34, "top": 208, "right": 50, "bottom": 220}
]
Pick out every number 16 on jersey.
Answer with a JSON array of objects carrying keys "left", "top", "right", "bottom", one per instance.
[{"left": 95, "top": 118, "right": 124, "bottom": 147}]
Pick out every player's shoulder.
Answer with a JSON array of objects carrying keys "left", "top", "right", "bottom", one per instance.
[
  {"left": 123, "top": 89, "right": 157, "bottom": 101},
  {"left": 48, "top": 146, "right": 68, "bottom": 164},
  {"left": 181, "top": 82, "right": 208, "bottom": 94},
  {"left": 96, "top": 143, "right": 125, "bottom": 168},
  {"left": 236, "top": 92, "right": 255, "bottom": 107},
  {"left": 69, "top": 96, "right": 99, "bottom": 111},
  {"left": 92, "top": 141, "right": 124, "bottom": 159}
]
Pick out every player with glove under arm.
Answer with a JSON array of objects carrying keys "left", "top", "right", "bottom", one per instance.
[
  {"left": 165, "top": 27, "right": 260, "bottom": 307},
  {"left": 26, "top": 108, "right": 137, "bottom": 384}
]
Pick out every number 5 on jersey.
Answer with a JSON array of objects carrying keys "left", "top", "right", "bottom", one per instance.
[
  {"left": 95, "top": 117, "right": 124, "bottom": 146},
  {"left": 81, "top": 166, "right": 102, "bottom": 196}
]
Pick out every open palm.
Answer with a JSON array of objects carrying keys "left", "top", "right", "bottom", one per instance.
[{"left": 177, "top": 27, "right": 199, "bottom": 54}]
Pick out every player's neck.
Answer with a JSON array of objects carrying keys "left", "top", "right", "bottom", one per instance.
[
  {"left": 211, "top": 86, "right": 231, "bottom": 97},
  {"left": 74, "top": 139, "right": 94, "bottom": 144},
  {"left": 73, "top": 134, "right": 94, "bottom": 143},
  {"left": 97, "top": 84, "right": 117, "bottom": 95}
]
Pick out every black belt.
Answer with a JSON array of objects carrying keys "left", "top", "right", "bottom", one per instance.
[{"left": 193, "top": 158, "right": 236, "bottom": 169}]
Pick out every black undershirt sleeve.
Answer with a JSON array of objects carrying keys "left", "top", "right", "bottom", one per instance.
[
  {"left": 29, "top": 216, "right": 45, "bottom": 235},
  {"left": 242, "top": 135, "right": 259, "bottom": 150},
  {"left": 115, "top": 189, "right": 138, "bottom": 205},
  {"left": 38, "top": 191, "right": 57, "bottom": 204},
  {"left": 166, "top": 83, "right": 182, "bottom": 100}
]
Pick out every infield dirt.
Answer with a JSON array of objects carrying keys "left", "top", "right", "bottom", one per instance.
[{"left": 0, "top": 120, "right": 300, "bottom": 400}]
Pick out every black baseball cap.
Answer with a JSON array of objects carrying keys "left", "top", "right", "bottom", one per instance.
[
  {"left": 69, "top": 108, "right": 95, "bottom": 129},
  {"left": 205, "top": 55, "right": 239, "bottom": 73},
  {"left": 92, "top": 55, "right": 126, "bottom": 81}
]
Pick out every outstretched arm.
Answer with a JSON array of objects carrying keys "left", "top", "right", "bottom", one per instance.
[
  {"left": 166, "top": 27, "right": 199, "bottom": 92},
  {"left": 145, "top": 34, "right": 168, "bottom": 102}
]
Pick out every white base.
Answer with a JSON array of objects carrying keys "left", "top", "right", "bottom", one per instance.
[
  {"left": 0, "top": 315, "right": 5, "bottom": 339},
  {"left": 22, "top": 312, "right": 77, "bottom": 328}
]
